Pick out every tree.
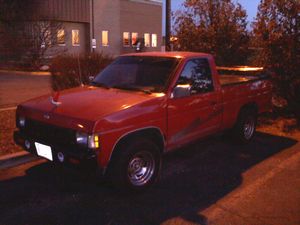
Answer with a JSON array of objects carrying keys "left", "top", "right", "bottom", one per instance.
[
  {"left": 0, "top": 0, "right": 34, "bottom": 62},
  {"left": 0, "top": 0, "right": 64, "bottom": 68},
  {"left": 251, "top": 0, "right": 300, "bottom": 115},
  {"left": 173, "top": 0, "right": 249, "bottom": 65},
  {"left": 24, "top": 20, "right": 64, "bottom": 68}
]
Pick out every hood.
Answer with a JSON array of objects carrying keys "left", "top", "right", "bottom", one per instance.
[{"left": 19, "top": 86, "right": 157, "bottom": 132}]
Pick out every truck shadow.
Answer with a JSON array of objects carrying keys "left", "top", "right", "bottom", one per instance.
[{"left": 0, "top": 132, "right": 298, "bottom": 225}]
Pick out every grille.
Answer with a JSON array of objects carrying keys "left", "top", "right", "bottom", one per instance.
[{"left": 22, "top": 119, "right": 76, "bottom": 146}]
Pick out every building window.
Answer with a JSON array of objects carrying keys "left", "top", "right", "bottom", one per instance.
[
  {"left": 123, "top": 32, "right": 130, "bottom": 47},
  {"left": 152, "top": 34, "right": 157, "bottom": 47},
  {"left": 57, "top": 29, "right": 65, "bottom": 45},
  {"left": 131, "top": 32, "right": 138, "bottom": 46},
  {"left": 144, "top": 33, "right": 150, "bottom": 47},
  {"left": 72, "top": 29, "right": 80, "bottom": 46},
  {"left": 102, "top": 30, "right": 109, "bottom": 46}
]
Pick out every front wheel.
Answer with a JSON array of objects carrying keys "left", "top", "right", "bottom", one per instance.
[
  {"left": 107, "top": 138, "right": 161, "bottom": 192},
  {"left": 127, "top": 150, "right": 156, "bottom": 187}
]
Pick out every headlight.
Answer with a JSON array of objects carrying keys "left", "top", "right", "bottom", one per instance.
[
  {"left": 18, "top": 116, "right": 26, "bottom": 127},
  {"left": 76, "top": 132, "right": 99, "bottom": 149},
  {"left": 76, "top": 132, "right": 88, "bottom": 145}
]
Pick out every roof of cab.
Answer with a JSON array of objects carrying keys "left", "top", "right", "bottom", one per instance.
[{"left": 122, "top": 51, "right": 212, "bottom": 59}]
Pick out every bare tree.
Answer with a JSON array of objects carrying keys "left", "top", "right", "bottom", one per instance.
[
  {"left": 24, "top": 20, "right": 64, "bottom": 68},
  {"left": 0, "top": 0, "right": 64, "bottom": 69}
]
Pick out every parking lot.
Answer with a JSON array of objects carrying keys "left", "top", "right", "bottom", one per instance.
[
  {"left": 0, "top": 71, "right": 51, "bottom": 109},
  {"left": 1, "top": 132, "right": 299, "bottom": 225}
]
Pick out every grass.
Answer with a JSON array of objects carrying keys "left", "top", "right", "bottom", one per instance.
[
  {"left": 0, "top": 109, "right": 23, "bottom": 156},
  {"left": 0, "top": 110, "right": 299, "bottom": 157}
]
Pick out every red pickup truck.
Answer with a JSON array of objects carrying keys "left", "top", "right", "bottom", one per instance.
[{"left": 14, "top": 52, "right": 272, "bottom": 191}]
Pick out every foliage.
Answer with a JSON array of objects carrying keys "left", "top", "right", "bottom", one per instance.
[
  {"left": 251, "top": 0, "right": 300, "bottom": 118},
  {"left": 173, "top": 0, "right": 249, "bottom": 65},
  {"left": 50, "top": 53, "right": 114, "bottom": 91}
]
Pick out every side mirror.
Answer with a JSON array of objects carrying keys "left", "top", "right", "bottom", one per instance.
[{"left": 171, "top": 84, "right": 191, "bottom": 98}]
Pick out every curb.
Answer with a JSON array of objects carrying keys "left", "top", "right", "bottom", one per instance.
[
  {"left": 0, "top": 69, "right": 51, "bottom": 76},
  {"left": 0, "top": 151, "right": 40, "bottom": 170}
]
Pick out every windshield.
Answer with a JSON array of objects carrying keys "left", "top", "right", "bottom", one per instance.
[{"left": 92, "top": 56, "right": 180, "bottom": 93}]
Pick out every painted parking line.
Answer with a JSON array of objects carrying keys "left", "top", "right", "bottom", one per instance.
[
  {"left": 0, "top": 151, "right": 41, "bottom": 170},
  {"left": 0, "top": 106, "right": 17, "bottom": 112},
  {"left": 0, "top": 70, "right": 51, "bottom": 76}
]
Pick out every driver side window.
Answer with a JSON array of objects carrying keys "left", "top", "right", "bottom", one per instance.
[{"left": 177, "top": 58, "right": 214, "bottom": 95}]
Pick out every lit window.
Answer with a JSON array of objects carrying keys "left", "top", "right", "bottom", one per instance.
[
  {"left": 144, "top": 33, "right": 150, "bottom": 47},
  {"left": 152, "top": 34, "right": 157, "bottom": 47},
  {"left": 123, "top": 32, "right": 130, "bottom": 47},
  {"left": 131, "top": 32, "right": 138, "bottom": 46},
  {"left": 102, "top": 30, "right": 109, "bottom": 46},
  {"left": 57, "top": 29, "right": 65, "bottom": 45},
  {"left": 72, "top": 29, "right": 80, "bottom": 46}
]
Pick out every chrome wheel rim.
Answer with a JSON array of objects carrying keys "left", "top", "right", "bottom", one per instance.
[
  {"left": 128, "top": 151, "right": 155, "bottom": 186},
  {"left": 244, "top": 116, "right": 255, "bottom": 140}
]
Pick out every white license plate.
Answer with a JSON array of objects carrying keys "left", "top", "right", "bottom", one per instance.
[{"left": 35, "top": 142, "right": 53, "bottom": 161}]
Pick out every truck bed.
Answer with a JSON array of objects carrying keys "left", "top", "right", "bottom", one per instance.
[
  {"left": 217, "top": 66, "right": 268, "bottom": 86},
  {"left": 219, "top": 74, "right": 260, "bottom": 86}
]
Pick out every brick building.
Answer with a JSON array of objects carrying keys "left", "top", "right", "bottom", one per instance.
[{"left": 35, "top": 0, "right": 162, "bottom": 57}]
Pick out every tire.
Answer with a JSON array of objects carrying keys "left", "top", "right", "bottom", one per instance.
[
  {"left": 107, "top": 138, "right": 161, "bottom": 192},
  {"left": 233, "top": 108, "right": 257, "bottom": 144}
]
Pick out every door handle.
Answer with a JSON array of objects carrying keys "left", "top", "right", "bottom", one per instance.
[{"left": 210, "top": 101, "right": 218, "bottom": 110}]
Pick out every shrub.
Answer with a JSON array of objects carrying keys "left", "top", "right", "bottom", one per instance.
[{"left": 50, "top": 52, "right": 113, "bottom": 91}]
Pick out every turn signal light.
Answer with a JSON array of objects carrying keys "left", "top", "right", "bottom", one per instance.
[{"left": 88, "top": 134, "right": 100, "bottom": 149}]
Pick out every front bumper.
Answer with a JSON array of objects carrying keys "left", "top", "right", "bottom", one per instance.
[{"left": 14, "top": 130, "right": 98, "bottom": 168}]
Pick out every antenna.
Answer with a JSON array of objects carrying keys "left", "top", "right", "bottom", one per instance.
[{"left": 77, "top": 54, "right": 83, "bottom": 86}]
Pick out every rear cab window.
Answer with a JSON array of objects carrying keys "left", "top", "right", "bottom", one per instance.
[{"left": 177, "top": 58, "right": 214, "bottom": 95}]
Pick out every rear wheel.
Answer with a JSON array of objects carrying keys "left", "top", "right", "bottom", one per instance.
[
  {"left": 107, "top": 138, "right": 161, "bottom": 192},
  {"left": 233, "top": 108, "right": 257, "bottom": 143}
]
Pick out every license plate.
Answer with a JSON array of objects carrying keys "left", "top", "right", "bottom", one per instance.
[{"left": 35, "top": 142, "right": 53, "bottom": 161}]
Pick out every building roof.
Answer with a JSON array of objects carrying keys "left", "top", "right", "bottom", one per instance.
[
  {"left": 123, "top": 51, "right": 212, "bottom": 58},
  {"left": 129, "top": 0, "right": 162, "bottom": 5}
]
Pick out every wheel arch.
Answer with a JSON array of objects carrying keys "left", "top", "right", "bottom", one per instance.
[
  {"left": 105, "top": 127, "right": 165, "bottom": 173},
  {"left": 238, "top": 102, "right": 259, "bottom": 118}
]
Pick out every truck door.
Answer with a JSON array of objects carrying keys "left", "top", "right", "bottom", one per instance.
[{"left": 167, "top": 58, "right": 222, "bottom": 149}]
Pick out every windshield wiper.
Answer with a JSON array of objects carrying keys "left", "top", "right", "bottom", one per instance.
[
  {"left": 90, "top": 81, "right": 110, "bottom": 89},
  {"left": 111, "top": 85, "right": 152, "bottom": 94}
]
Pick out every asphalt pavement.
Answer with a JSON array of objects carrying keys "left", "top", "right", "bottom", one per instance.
[
  {"left": 0, "top": 70, "right": 51, "bottom": 109},
  {"left": 0, "top": 132, "right": 299, "bottom": 225}
]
